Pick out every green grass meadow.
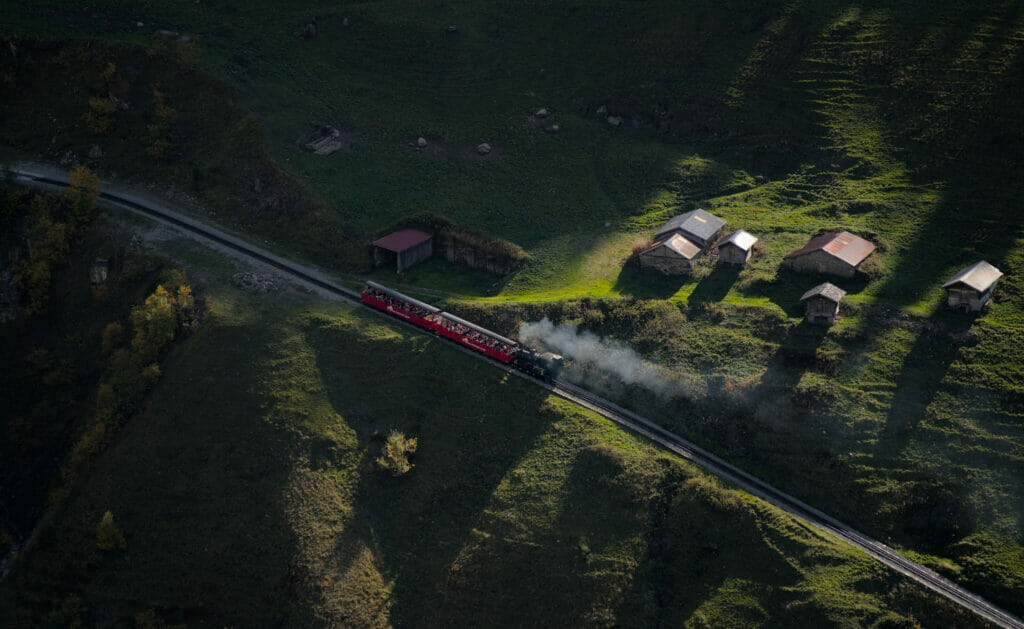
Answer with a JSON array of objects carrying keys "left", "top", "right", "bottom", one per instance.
[
  {"left": 1, "top": 0, "right": 1023, "bottom": 623},
  {"left": 0, "top": 268, "right": 990, "bottom": 627}
]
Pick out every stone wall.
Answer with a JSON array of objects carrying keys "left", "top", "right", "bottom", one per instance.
[{"left": 786, "top": 250, "right": 856, "bottom": 278}]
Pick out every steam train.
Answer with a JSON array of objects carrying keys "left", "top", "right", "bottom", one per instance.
[{"left": 361, "top": 281, "right": 563, "bottom": 381}]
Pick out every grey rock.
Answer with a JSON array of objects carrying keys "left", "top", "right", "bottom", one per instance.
[
  {"left": 476, "top": 142, "right": 492, "bottom": 155},
  {"left": 417, "top": 137, "right": 428, "bottom": 148},
  {"left": 343, "top": 17, "right": 350, "bottom": 27},
  {"left": 596, "top": 105, "right": 608, "bottom": 117},
  {"left": 445, "top": 24, "right": 458, "bottom": 33},
  {"left": 606, "top": 115, "right": 623, "bottom": 127},
  {"left": 534, "top": 107, "right": 550, "bottom": 118},
  {"left": 304, "top": 125, "right": 346, "bottom": 155},
  {"left": 301, "top": 23, "right": 316, "bottom": 38}
]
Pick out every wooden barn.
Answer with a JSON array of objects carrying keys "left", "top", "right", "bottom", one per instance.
[
  {"left": 783, "top": 231, "right": 876, "bottom": 278},
  {"left": 654, "top": 209, "right": 726, "bottom": 249},
  {"left": 942, "top": 260, "right": 1003, "bottom": 312},
  {"left": 372, "top": 229, "right": 433, "bottom": 273},
  {"left": 717, "top": 229, "right": 758, "bottom": 266},
  {"left": 800, "top": 282, "right": 846, "bottom": 325},
  {"left": 638, "top": 234, "right": 702, "bottom": 275}
]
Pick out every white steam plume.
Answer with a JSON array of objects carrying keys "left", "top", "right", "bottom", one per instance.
[{"left": 518, "top": 318, "right": 694, "bottom": 399}]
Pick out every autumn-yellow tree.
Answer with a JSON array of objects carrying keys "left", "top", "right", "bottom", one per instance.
[{"left": 67, "top": 165, "right": 100, "bottom": 230}]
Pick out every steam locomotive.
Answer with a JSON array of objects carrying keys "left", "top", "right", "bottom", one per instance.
[{"left": 361, "top": 281, "right": 563, "bottom": 382}]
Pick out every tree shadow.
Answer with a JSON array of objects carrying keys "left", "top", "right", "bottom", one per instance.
[
  {"left": 612, "top": 263, "right": 691, "bottom": 300},
  {"left": 688, "top": 265, "right": 741, "bottom": 304},
  {"left": 878, "top": 309, "right": 980, "bottom": 451},
  {"left": 306, "top": 317, "right": 560, "bottom": 626},
  {"left": 744, "top": 267, "right": 870, "bottom": 318}
]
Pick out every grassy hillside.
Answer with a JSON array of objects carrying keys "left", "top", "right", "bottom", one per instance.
[
  {"left": 1, "top": 0, "right": 1023, "bottom": 620},
  {"left": 0, "top": 261, "right": 990, "bottom": 627}
]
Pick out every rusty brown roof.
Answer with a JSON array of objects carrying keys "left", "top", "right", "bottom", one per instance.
[
  {"left": 372, "top": 229, "right": 432, "bottom": 252},
  {"left": 640, "top": 233, "right": 702, "bottom": 260},
  {"left": 784, "top": 231, "right": 876, "bottom": 266}
]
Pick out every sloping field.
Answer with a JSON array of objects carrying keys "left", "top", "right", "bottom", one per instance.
[
  {"left": 1, "top": 0, "right": 1022, "bottom": 621},
  {"left": 0, "top": 268, "right": 990, "bottom": 627}
]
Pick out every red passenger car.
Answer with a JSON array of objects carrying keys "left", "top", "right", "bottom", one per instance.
[
  {"left": 434, "top": 312, "right": 517, "bottom": 363},
  {"left": 361, "top": 281, "right": 440, "bottom": 331},
  {"left": 360, "top": 281, "right": 519, "bottom": 364}
]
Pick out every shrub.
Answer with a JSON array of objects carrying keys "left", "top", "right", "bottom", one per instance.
[
  {"left": 377, "top": 430, "right": 418, "bottom": 476},
  {"left": 96, "top": 510, "right": 126, "bottom": 551},
  {"left": 101, "top": 321, "right": 124, "bottom": 353},
  {"left": 83, "top": 96, "right": 116, "bottom": 135}
]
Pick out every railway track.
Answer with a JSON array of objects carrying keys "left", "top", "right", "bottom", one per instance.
[{"left": 12, "top": 167, "right": 1024, "bottom": 629}]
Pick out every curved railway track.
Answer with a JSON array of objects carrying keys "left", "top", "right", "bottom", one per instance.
[{"left": 13, "top": 167, "right": 1024, "bottom": 629}]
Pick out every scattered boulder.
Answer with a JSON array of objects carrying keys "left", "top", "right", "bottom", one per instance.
[
  {"left": 177, "top": 35, "right": 192, "bottom": 43},
  {"left": 476, "top": 142, "right": 492, "bottom": 155},
  {"left": 534, "top": 107, "right": 551, "bottom": 119},
  {"left": 88, "top": 145, "right": 104, "bottom": 159},
  {"left": 342, "top": 17, "right": 350, "bottom": 27},
  {"left": 596, "top": 105, "right": 608, "bottom": 117},
  {"left": 445, "top": 24, "right": 458, "bottom": 33},
  {"left": 606, "top": 115, "right": 623, "bottom": 127},
  {"left": 303, "top": 125, "right": 348, "bottom": 155},
  {"left": 301, "top": 22, "right": 316, "bottom": 38},
  {"left": 90, "top": 258, "right": 110, "bottom": 285},
  {"left": 417, "top": 137, "right": 428, "bottom": 148},
  {"left": 135, "top": 21, "right": 144, "bottom": 28},
  {"left": 232, "top": 271, "right": 280, "bottom": 293},
  {"left": 156, "top": 29, "right": 179, "bottom": 37}
]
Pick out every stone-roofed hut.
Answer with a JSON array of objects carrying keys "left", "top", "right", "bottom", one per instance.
[
  {"left": 717, "top": 229, "right": 758, "bottom": 266},
  {"left": 637, "top": 233, "right": 702, "bottom": 275},
  {"left": 800, "top": 282, "right": 846, "bottom": 325},
  {"left": 654, "top": 209, "right": 726, "bottom": 249},
  {"left": 783, "top": 231, "right": 876, "bottom": 278},
  {"left": 372, "top": 229, "right": 433, "bottom": 273},
  {"left": 943, "top": 260, "right": 1003, "bottom": 312}
]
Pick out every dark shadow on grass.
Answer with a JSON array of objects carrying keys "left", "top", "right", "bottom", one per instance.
[
  {"left": 688, "top": 265, "right": 741, "bottom": 304},
  {"left": 306, "top": 314, "right": 559, "bottom": 626},
  {"left": 879, "top": 309, "right": 979, "bottom": 448},
  {"left": 613, "top": 263, "right": 690, "bottom": 300},
  {"left": 745, "top": 267, "right": 870, "bottom": 318},
  {"left": 0, "top": 322, "right": 323, "bottom": 626}
]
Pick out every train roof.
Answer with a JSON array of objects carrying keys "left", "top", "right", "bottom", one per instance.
[
  {"left": 364, "top": 280, "right": 441, "bottom": 313},
  {"left": 438, "top": 312, "right": 518, "bottom": 346}
]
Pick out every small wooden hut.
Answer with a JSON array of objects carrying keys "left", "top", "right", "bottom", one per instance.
[
  {"left": 717, "top": 229, "right": 758, "bottom": 266},
  {"left": 800, "top": 282, "right": 846, "bottom": 325},
  {"left": 784, "top": 231, "right": 876, "bottom": 278},
  {"left": 637, "top": 234, "right": 702, "bottom": 275},
  {"left": 942, "top": 260, "right": 1003, "bottom": 312},
  {"left": 654, "top": 209, "right": 726, "bottom": 249},
  {"left": 372, "top": 229, "right": 433, "bottom": 273}
]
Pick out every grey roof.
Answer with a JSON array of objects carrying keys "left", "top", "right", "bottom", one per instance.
[
  {"left": 942, "top": 260, "right": 1003, "bottom": 292},
  {"left": 654, "top": 209, "right": 726, "bottom": 243},
  {"left": 640, "top": 233, "right": 702, "bottom": 260},
  {"left": 800, "top": 282, "right": 846, "bottom": 303},
  {"left": 718, "top": 229, "right": 758, "bottom": 252}
]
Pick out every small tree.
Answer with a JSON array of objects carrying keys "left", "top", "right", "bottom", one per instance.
[
  {"left": 67, "top": 165, "right": 100, "bottom": 229},
  {"left": 377, "top": 430, "right": 418, "bottom": 476},
  {"left": 96, "top": 510, "right": 126, "bottom": 551}
]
